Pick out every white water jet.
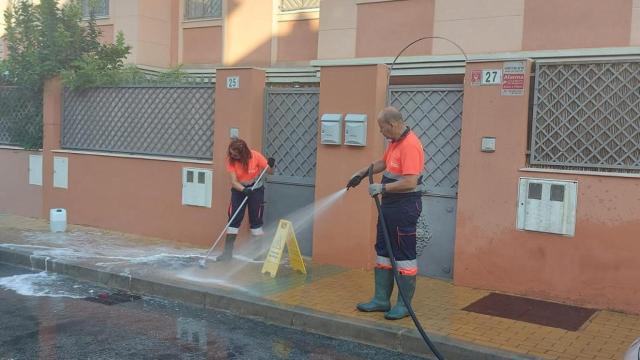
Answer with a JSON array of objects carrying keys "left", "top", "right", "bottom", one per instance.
[
  {"left": 6, "top": 189, "right": 350, "bottom": 292},
  {"left": 0, "top": 272, "right": 89, "bottom": 299},
  {"left": 214, "top": 188, "right": 348, "bottom": 278}
]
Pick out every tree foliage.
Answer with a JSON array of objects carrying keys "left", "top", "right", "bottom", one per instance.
[
  {"left": 2, "top": 0, "right": 132, "bottom": 88},
  {"left": 0, "top": 0, "right": 131, "bottom": 148}
]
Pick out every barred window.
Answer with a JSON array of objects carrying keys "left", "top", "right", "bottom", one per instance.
[
  {"left": 530, "top": 61, "right": 640, "bottom": 172},
  {"left": 279, "top": 0, "right": 320, "bottom": 12},
  {"left": 184, "top": 0, "right": 222, "bottom": 20},
  {"left": 82, "top": 0, "right": 109, "bottom": 18}
]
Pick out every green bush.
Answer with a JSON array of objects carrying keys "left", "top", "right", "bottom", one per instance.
[{"left": 1, "top": 0, "right": 131, "bottom": 148}]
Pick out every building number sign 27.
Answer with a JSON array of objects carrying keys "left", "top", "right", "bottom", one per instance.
[{"left": 481, "top": 69, "right": 502, "bottom": 85}]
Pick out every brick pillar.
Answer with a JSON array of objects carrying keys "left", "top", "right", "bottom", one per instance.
[
  {"left": 211, "top": 68, "right": 266, "bottom": 239},
  {"left": 454, "top": 60, "right": 534, "bottom": 286},
  {"left": 312, "top": 64, "right": 389, "bottom": 269},
  {"left": 41, "top": 77, "right": 63, "bottom": 219}
]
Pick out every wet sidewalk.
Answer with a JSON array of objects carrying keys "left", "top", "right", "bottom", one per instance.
[{"left": 0, "top": 214, "right": 638, "bottom": 360}]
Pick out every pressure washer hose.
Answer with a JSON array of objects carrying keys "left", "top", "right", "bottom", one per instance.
[
  {"left": 368, "top": 165, "right": 445, "bottom": 360},
  {"left": 372, "top": 36, "right": 468, "bottom": 359},
  {"left": 386, "top": 36, "right": 468, "bottom": 106}
]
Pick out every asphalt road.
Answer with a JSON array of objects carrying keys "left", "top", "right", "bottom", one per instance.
[{"left": 0, "top": 262, "right": 423, "bottom": 360}]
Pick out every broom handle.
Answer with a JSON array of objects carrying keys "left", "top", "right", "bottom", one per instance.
[{"left": 202, "top": 166, "right": 270, "bottom": 260}]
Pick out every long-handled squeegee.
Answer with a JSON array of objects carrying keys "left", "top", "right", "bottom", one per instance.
[{"left": 198, "top": 166, "right": 270, "bottom": 268}]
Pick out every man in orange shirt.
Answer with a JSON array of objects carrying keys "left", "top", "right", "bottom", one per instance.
[
  {"left": 216, "top": 138, "right": 274, "bottom": 262},
  {"left": 346, "top": 106, "right": 425, "bottom": 320}
]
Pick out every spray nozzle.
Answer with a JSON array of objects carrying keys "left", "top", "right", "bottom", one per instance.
[{"left": 346, "top": 174, "right": 364, "bottom": 190}]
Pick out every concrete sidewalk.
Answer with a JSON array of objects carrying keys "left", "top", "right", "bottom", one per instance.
[{"left": 0, "top": 214, "right": 637, "bottom": 360}]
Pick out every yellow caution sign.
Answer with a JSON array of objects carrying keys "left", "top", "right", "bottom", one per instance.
[{"left": 261, "top": 219, "right": 307, "bottom": 278}]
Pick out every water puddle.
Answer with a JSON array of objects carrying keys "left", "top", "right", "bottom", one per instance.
[
  {"left": 0, "top": 271, "right": 101, "bottom": 299},
  {"left": 3, "top": 189, "right": 348, "bottom": 291}
]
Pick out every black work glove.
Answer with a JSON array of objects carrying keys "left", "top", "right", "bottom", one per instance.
[
  {"left": 267, "top": 157, "right": 276, "bottom": 168},
  {"left": 346, "top": 173, "right": 364, "bottom": 190},
  {"left": 242, "top": 187, "right": 253, "bottom": 196}
]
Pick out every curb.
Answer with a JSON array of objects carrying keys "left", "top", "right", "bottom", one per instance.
[{"left": 0, "top": 248, "right": 539, "bottom": 360}]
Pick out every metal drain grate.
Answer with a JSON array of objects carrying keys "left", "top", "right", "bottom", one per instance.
[{"left": 84, "top": 291, "right": 142, "bottom": 306}]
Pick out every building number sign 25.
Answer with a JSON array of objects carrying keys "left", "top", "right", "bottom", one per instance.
[{"left": 226, "top": 76, "right": 240, "bottom": 89}]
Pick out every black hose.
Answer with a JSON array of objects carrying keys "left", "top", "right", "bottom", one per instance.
[
  {"left": 374, "top": 35, "right": 467, "bottom": 358},
  {"left": 386, "top": 36, "right": 468, "bottom": 106},
  {"left": 368, "top": 165, "right": 445, "bottom": 360}
]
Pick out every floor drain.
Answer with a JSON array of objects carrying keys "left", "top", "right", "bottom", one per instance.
[{"left": 84, "top": 291, "right": 142, "bottom": 306}]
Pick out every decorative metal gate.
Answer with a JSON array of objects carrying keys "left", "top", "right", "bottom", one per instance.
[
  {"left": 390, "top": 85, "right": 464, "bottom": 280},
  {"left": 263, "top": 88, "right": 319, "bottom": 256}
]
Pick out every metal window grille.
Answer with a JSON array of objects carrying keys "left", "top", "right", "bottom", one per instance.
[
  {"left": 184, "top": 0, "right": 222, "bottom": 20},
  {"left": 279, "top": 0, "right": 320, "bottom": 12},
  {"left": 530, "top": 61, "right": 640, "bottom": 171},
  {"left": 264, "top": 88, "right": 319, "bottom": 182},
  {"left": 0, "top": 87, "right": 42, "bottom": 146},
  {"left": 62, "top": 86, "right": 214, "bottom": 160},
  {"left": 82, "top": 0, "right": 109, "bottom": 18},
  {"left": 390, "top": 86, "right": 464, "bottom": 197}
]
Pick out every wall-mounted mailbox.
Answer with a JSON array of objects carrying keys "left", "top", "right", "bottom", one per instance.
[
  {"left": 344, "top": 113, "right": 367, "bottom": 146},
  {"left": 320, "top": 113, "right": 342, "bottom": 145}
]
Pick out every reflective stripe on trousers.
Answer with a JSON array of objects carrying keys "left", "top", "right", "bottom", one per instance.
[{"left": 374, "top": 195, "right": 422, "bottom": 276}]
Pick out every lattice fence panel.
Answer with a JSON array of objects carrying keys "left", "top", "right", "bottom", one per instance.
[
  {"left": 62, "top": 86, "right": 214, "bottom": 159},
  {"left": 531, "top": 61, "right": 640, "bottom": 171},
  {"left": 264, "top": 89, "right": 319, "bottom": 181},
  {"left": 391, "top": 87, "right": 464, "bottom": 197},
  {"left": 0, "top": 87, "right": 42, "bottom": 147}
]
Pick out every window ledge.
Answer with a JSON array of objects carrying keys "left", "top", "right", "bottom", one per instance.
[
  {"left": 277, "top": 10, "right": 319, "bottom": 21},
  {"left": 356, "top": 0, "right": 407, "bottom": 4},
  {"left": 94, "top": 18, "right": 112, "bottom": 26},
  {"left": 183, "top": 18, "right": 223, "bottom": 28},
  {"left": 519, "top": 167, "right": 640, "bottom": 179},
  {"left": 82, "top": 15, "right": 110, "bottom": 21},
  {"left": 52, "top": 149, "right": 212, "bottom": 165}
]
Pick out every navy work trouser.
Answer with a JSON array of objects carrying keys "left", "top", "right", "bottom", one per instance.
[
  {"left": 227, "top": 186, "right": 265, "bottom": 236},
  {"left": 375, "top": 195, "right": 422, "bottom": 275}
]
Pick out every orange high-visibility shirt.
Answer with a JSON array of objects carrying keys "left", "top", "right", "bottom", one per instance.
[
  {"left": 225, "top": 150, "right": 268, "bottom": 183},
  {"left": 383, "top": 130, "right": 424, "bottom": 176}
]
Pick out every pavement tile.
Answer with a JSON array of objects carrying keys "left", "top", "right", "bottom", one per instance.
[{"left": 1, "top": 213, "right": 639, "bottom": 360}]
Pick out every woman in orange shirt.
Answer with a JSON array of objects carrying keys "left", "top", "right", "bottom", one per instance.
[{"left": 216, "top": 138, "right": 274, "bottom": 261}]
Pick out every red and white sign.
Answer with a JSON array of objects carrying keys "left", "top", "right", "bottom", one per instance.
[
  {"left": 501, "top": 61, "right": 526, "bottom": 96},
  {"left": 471, "top": 70, "right": 482, "bottom": 86}
]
